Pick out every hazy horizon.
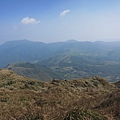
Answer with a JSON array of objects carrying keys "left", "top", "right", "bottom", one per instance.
[
  {"left": 1, "top": 38, "right": 120, "bottom": 45},
  {"left": 1, "top": 0, "right": 120, "bottom": 43}
]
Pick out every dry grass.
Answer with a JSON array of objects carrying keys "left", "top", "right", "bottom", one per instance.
[{"left": 0, "top": 69, "right": 119, "bottom": 120}]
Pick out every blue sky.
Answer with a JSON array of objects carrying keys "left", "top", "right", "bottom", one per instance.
[{"left": 0, "top": 0, "right": 120, "bottom": 43}]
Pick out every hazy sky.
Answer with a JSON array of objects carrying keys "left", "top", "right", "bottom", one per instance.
[{"left": 0, "top": 0, "right": 120, "bottom": 43}]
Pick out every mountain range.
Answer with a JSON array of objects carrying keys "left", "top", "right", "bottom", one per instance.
[
  {"left": 1, "top": 39, "right": 120, "bottom": 82},
  {"left": 1, "top": 39, "right": 120, "bottom": 68}
]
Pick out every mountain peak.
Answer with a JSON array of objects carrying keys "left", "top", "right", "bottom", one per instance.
[{"left": 66, "top": 39, "right": 78, "bottom": 43}]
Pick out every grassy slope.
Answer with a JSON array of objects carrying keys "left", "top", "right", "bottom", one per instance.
[
  {"left": 0, "top": 69, "right": 119, "bottom": 120},
  {"left": 114, "top": 80, "right": 120, "bottom": 88},
  {"left": 6, "top": 62, "right": 62, "bottom": 81}
]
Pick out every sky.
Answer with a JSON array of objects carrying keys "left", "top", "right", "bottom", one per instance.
[{"left": 0, "top": 0, "right": 120, "bottom": 43}]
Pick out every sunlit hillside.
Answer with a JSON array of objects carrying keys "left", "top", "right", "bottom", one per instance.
[{"left": 0, "top": 69, "right": 119, "bottom": 120}]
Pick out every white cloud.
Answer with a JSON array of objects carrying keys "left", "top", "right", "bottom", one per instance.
[
  {"left": 21, "top": 17, "right": 40, "bottom": 24},
  {"left": 60, "top": 10, "right": 71, "bottom": 17}
]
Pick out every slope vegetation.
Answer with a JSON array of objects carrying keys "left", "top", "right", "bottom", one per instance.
[
  {"left": 6, "top": 62, "right": 62, "bottom": 81},
  {"left": 40, "top": 55, "right": 120, "bottom": 81},
  {"left": 0, "top": 69, "right": 119, "bottom": 120}
]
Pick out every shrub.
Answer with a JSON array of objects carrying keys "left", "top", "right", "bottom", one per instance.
[{"left": 64, "top": 108, "right": 104, "bottom": 120}]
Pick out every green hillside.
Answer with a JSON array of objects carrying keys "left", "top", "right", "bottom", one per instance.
[
  {"left": 5, "top": 55, "right": 120, "bottom": 82},
  {"left": 40, "top": 55, "right": 120, "bottom": 82},
  {"left": 6, "top": 62, "right": 62, "bottom": 81}
]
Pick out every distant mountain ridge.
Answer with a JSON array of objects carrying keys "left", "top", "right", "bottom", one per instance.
[
  {"left": 1, "top": 39, "right": 120, "bottom": 82},
  {"left": 1, "top": 39, "right": 120, "bottom": 68},
  {"left": 0, "top": 40, "right": 50, "bottom": 67}
]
